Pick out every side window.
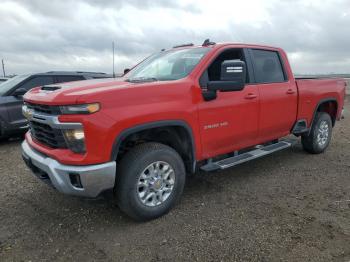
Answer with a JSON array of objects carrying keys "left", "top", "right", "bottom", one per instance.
[
  {"left": 55, "top": 76, "right": 84, "bottom": 83},
  {"left": 19, "top": 76, "right": 54, "bottom": 91},
  {"left": 199, "top": 49, "right": 250, "bottom": 88},
  {"left": 251, "top": 49, "right": 286, "bottom": 83}
]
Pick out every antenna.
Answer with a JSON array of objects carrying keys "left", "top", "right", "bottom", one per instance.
[
  {"left": 1, "top": 59, "right": 5, "bottom": 77},
  {"left": 112, "top": 41, "right": 115, "bottom": 78},
  {"left": 202, "top": 39, "right": 216, "bottom": 46}
]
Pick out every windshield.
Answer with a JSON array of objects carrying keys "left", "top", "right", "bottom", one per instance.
[
  {"left": 0, "top": 75, "right": 29, "bottom": 96},
  {"left": 126, "top": 47, "right": 210, "bottom": 82}
]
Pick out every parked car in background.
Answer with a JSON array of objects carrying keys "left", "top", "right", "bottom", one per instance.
[
  {"left": 0, "top": 71, "right": 112, "bottom": 139},
  {"left": 0, "top": 77, "right": 9, "bottom": 83}
]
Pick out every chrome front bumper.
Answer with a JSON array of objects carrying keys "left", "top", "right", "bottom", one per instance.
[{"left": 21, "top": 140, "right": 116, "bottom": 198}]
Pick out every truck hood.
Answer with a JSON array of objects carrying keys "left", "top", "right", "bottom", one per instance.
[{"left": 23, "top": 78, "right": 148, "bottom": 105}]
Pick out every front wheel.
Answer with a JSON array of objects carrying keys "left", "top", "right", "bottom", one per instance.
[
  {"left": 115, "top": 142, "right": 186, "bottom": 221},
  {"left": 302, "top": 112, "right": 333, "bottom": 154}
]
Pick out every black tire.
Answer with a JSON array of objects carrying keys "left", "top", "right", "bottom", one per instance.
[
  {"left": 301, "top": 112, "right": 332, "bottom": 154},
  {"left": 115, "top": 142, "right": 186, "bottom": 221},
  {"left": 0, "top": 124, "right": 7, "bottom": 142}
]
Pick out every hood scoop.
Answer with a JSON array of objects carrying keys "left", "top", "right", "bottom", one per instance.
[{"left": 41, "top": 85, "right": 61, "bottom": 91}]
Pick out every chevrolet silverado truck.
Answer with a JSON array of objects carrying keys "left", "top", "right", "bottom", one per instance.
[{"left": 21, "top": 41, "right": 346, "bottom": 221}]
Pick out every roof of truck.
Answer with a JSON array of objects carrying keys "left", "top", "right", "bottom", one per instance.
[
  {"left": 32, "top": 71, "right": 112, "bottom": 78},
  {"left": 171, "top": 42, "right": 282, "bottom": 51}
]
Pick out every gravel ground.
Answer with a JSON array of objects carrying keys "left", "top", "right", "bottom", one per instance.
[{"left": 0, "top": 99, "right": 349, "bottom": 262}]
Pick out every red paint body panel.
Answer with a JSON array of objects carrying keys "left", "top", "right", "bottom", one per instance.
[
  {"left": 254, "top": 49, "right": 298, "bottom": 142},
  {"left": 296, "top": 78, "right": 346, "bottom": 127},
  {"left": 197, "top": 84, "right": 259, "bottom": 158},
  {"left": 256, "top": 80, "right": 298, "bottom": 142},
  {"left": 23, "top": 43, "right": 346, "bottom": 166}
]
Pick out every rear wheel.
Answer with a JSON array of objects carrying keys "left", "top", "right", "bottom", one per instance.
[
  {"left": 302, "top": 112, "right": 332, "bottom": 154},
  {"left": 116, "top": 142, "right": 186, "bottom": 221}
]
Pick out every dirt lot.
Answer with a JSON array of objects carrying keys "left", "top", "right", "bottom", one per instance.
[{"left": 0, "top": 100, "right": 349, "bottom": 262}]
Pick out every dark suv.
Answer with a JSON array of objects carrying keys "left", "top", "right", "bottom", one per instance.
[{"left": 0, "top": 71, "right": 111, "bottom": 138}]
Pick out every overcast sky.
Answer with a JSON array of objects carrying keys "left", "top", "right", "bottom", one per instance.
[{"left": 1, "top": 0, "right": 349, "bottom": 75}]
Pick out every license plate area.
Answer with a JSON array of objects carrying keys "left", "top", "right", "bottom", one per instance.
[{"left": 22, "top": 155, "right": 54, "bottom": 187}]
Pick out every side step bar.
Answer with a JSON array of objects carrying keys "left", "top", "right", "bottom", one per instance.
[{"left": 200, "top": 141, "right": 292, "bottom": 172}]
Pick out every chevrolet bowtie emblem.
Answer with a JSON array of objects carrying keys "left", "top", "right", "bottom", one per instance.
[{"left": 22, "top": 105, "right": 34, "bottom": 120}]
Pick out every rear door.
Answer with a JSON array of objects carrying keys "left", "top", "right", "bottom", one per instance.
[
  {"left": 249, "top": 49, "right": 297, "bottom": 142},
  {"left": 7, "top": 76, "right": 54, "bottom": 127}
]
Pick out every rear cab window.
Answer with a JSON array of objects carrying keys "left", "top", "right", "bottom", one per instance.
[{"left": 250, "top": 49, "right": 287, "bottom": 83}]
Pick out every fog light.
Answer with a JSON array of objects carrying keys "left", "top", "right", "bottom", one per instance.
[
  {"left": 69, "top": 173, "right": 83, "bottom": 188},
  {"left": 63, "top": 129, "right": 86, "bottom": 153}
]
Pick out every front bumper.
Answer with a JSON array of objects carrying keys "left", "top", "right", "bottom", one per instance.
[{"left": 21, "top": 140, "right": 116, "bottom": 198}]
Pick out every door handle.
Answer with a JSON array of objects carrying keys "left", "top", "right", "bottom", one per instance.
[
  {"left": 245, "top": 93, "right": 258, "bottom": 99},
  {"left": 286, "top": 89, "right": 295, "bottom": 94}
]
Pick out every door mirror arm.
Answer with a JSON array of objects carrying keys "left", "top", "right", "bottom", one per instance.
[{"left": 202, "top": 89, "right": 217, "bottom": 101}]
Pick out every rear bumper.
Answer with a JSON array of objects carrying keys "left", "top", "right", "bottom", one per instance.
[{"left": 21, "top": 140, "right": 116, "bottom": 198}]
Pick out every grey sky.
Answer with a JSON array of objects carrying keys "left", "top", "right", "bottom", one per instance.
[{"left": 1, "top": 0, "right": 349, "bottom": 75}]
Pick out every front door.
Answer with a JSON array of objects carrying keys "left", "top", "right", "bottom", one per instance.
[
  {"left": 196, "top": 48, "right": 259, "bottom": 158},
  {"left": 7, "top": 76, "right": 54, "bottom": 127},
  {"left": 2, "top": 96, "right": 27, "bottom": 129}
]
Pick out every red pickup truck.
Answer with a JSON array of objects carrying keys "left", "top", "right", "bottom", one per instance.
[{"left": 21, "top": 41, "right": 346, "bottom": 221}]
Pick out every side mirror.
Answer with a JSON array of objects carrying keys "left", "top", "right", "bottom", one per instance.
[
  {"left": 123, "top": 68, "right": 130, "bottom": 75},
  {"left": 12, "top": 88, "right": 27, "bottom": 97},
  {"left": 207, "top": 60, "right": 246, "bottom": 92}
]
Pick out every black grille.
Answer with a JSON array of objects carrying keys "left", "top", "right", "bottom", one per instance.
[
  {"left": 26, "top": 103, "right": 61, "bottom": 115},
  {"left": 29, "top": 121, "right": 67, "bottom": 149}
]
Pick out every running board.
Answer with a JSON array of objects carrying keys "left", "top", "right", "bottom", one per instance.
[{"left": 200, "top": 141, "right": 292, "bottom": 172}]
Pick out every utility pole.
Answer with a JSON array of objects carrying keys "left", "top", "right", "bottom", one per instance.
[
  {"left": 112, "top": 41, "right": 115, "bottom": 78},
  {"left": 1, "top": 59, "right": 5, "bottom": 77}
]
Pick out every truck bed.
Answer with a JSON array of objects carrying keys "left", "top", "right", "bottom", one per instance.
[{"left": 295, "top": 78, "right": 346, "bottom": 127}]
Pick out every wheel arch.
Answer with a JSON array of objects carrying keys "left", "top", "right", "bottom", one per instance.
[
  {"left": 310, "top": 98, "right": 338, "bottom": 128},
  {"left": 110, "top": 120, "right": 197, "bottom": 173}
]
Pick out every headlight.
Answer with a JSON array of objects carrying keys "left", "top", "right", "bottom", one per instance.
[
  {"left": 63, "top": 129, "right": 86, "bottom": 153},
  {"left": 22, "top": 104, "right": 34, "bottom": 120},
  {"left": 60, "top": 103, "right": 100, "bottom": 115}
]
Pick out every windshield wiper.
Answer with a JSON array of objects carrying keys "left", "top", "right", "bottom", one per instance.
[{"left": 125, "top": 77, "right": 159, "bottom": 83}]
